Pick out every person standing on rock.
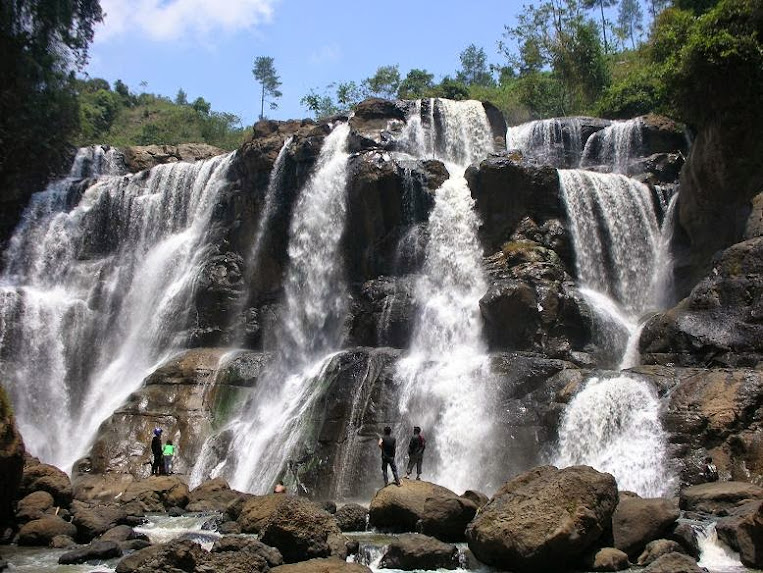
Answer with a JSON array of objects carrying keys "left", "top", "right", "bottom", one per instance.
[
  {"left": 378, "top": 426, "right": 401, "bottom": 487},
  {"left": 150, "top": 428, "right": 164, "bottom": 476},
  {"left": 163, "top": 439, "right": 175, "bottom": 475},
  {"left": 405, "top": 426, "right": 426, "bottom": 480}
]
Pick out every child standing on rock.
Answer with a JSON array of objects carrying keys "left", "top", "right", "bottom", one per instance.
[{"left": 163, "top": 439, "right": 176, "bottom": 475}]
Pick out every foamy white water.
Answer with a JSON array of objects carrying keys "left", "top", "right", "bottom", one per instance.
[
  {"left": 581, "top": 118, "right": 643, "bottom": 174},
  {"left": 698, "top": 522, "right": 746, "bottom": 573},
  {"left": 555, "top": 375, "right": 675, "bottom": 497}
]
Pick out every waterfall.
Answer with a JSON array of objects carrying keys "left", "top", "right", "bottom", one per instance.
[
  {"left": 193, "top": 123, "right": 352, "bottom": 493},
  {"left": 555, "top": 375, "right": 674, "bottom": 497},
  {"left": 0, "top": 148, "right": 234, "bottom": 471},
  {"left": 697, "top": 522, "right": 745, "bottom": 572},
  {"left": 507, "top": 117, "right": 583, "bottom": 168},
  {"left": 581, "top": 118, "right": 643, "bottom": 174},
  {"left": 390, "top": 99, "right": 497, "bottom": 494}
]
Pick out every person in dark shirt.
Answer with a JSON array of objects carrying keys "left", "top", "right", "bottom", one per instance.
[
  {"left": 378, "top": 426, "right": 400, "bottom": 487},
  {"left": 150, "top": 428, "right": 164, "bottom": 476},
  {"left": 405, "top": 426, "right": 426, "bottom": 480},
  {"left": 703, "top": 456, "right": 719, "bottom": 482}
]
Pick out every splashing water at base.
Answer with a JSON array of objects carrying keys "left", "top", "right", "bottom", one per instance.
[
  {"left": 555, "top": 375, "right": 675, "bottom": 497},
  {"left": 698, "top": 522, "right": 747, "bottom": 573}
]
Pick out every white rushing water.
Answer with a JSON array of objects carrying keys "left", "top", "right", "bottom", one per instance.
[
  {"left": 581, "top": 118, "right": 643, "bottom": 174},
  {"left": 0, "top": 147, "right": 234, "bottom": 472},
  {"left": 697, "top": 522, "right": 747, "bottom": 573},
  {"left": 192, "top": 123, "right": 352, "bottom": 493},
  {"left": 507, "top": 117, "right": 583, "bottom": 168},
  {"left": 392, "top": 99, "right": 497, "bottom": 494},
  {"left": 555, "top": 375, "right": 674, "bottom": 497}
]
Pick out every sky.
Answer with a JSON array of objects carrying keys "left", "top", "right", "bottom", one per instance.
[{"left": 85, "top": 0, "right": 527, "bottom": 126}]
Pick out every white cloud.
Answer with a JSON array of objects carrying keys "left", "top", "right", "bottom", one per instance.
[
  {"left": 96, "top": 0, "right": 278, "bottom": 43},
  {"left": 309, "top": 43, "right": 341, "bottom": 65}
]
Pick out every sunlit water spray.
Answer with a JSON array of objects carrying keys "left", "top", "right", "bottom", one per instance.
[{"left": 0, "top": 147, "right": 234, "bottom": 471}]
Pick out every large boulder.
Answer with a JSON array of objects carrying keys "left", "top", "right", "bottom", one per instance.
[
  {"left": 15, "top": 490, "right": 55, "bottom": 523},
  {"left": 186, "top": 477, "right": 243, "bottom": 512},
  {"left": 641, "top": 238, "right": 763, "bottom": 367},
  {"left": 0, "top": 386, "right": 24, "bottom": 528},
  {"left": 58, "top": 540, "right": 122, "bottom": 564},
  {"left": 334, "top": 503, "right": 368, "bottom": 532},
  {"left": 466, "top": 465, "right": 619, "bottom": 572},
  {"left": 680, "top": 482, "right": 763, "bottom": 514},
  {"left": 643, "top": 551, "right": 703, "bottom": 573},
  {"left": 270, "top": 557, "right": 371, "bottom": 573},
  {"left": 211, "top": 535, "right": 284, "bottom": 568},
  {"left": 584, "top": 547, "right": 630, "bottom": 571},
  {"left": 19, "top": 457, "right": 72, "bottom": 507},
  {"left": 120, "top": 476, "right": 190, "bottom": 512},
  {"left": 17, "top": 515, "right": 77, "bottom": 546},
  {"left": 418, "top": 493, "right": 478, "bottom": 542},
  {"left": 70, "top": 500, "right": 128, "bottom": 542},
  {"left": 368, "top": 479, "right": 465, "bottom": 533},
  {"left": 237, "top": 493, "right": 290, "bottom": 534},
  {"left": 379, "top": 533, "right": 459, "bottom": 570},
  {"left": 612, "top": 497, "right": 680, "bottom": 557},
  {"left": 637, "top": 539, "right": 686, "bottom": 566},
  {"left": 716, "top": 500, "right": 763, "bottom": 568},
  {"left": 259, "top": 496, "right": 343, "bottom": 563}
]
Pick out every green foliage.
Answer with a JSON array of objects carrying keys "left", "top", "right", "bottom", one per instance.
[
  {"left": 0, "top": 0, "right": 103, "bottom": 200},
  {"left": 398, "top": 69, "right": 435, "bottom": 99},
  {"left": 616, "top": 0, "right": 645, "bottom": 49},
  {"left": 300, "top": 89, "right": 340, "bottom": 119},
  {"left": 252, "top": 56, "right": 283, "bottom": 120},
  {"left": 362, "top": 65, "right": 401, "bottom": 99},
  {"left": 433, "top": 77, "right": 470, "bottom": 100}
]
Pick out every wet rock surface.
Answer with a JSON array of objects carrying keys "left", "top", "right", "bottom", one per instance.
[{"left": 379, "top": 533, "right": 459, "bottom": 570}]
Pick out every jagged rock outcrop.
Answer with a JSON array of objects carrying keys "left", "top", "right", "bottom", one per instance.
[
  {"left": 716, "top": 500, "right": 763, "bottom": 568},
  {"left": 466, "top": 465, "right": 619, "bottom": 572},
  {"left": 0, "top": 386, "right": 24, "bottom": 528},
  {"left": 641, "top": 237, "right": 763, "bottom": 367},
  {"left": 122, "top": 144, "right": 225, "bottom": 172}
]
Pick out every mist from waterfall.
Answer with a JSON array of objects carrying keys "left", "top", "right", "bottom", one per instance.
[
  {"left": 192, "top": 123, "right": 352, "bottom": 493},
  {"left": 555, "top": 375, "right": 675, "bottom": 497},
  {"left": 0, "top": 147, "right": 234, "bottom": 471},
  {"left": 391, "top": 99, "right": 498, "bottom": 494}
]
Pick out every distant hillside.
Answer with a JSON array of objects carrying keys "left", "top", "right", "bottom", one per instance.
[{"left": 76, "top": 79, "right": 248, "bottom": 151}]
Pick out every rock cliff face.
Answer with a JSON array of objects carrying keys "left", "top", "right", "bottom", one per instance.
[{"left": 0, "top": 385, "right": 25, "bottom": 527}]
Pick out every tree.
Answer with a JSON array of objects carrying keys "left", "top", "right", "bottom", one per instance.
[
  {"left": 398, "top": 69, "right": 435, "bottom": 98},
  {"left": 582, "top": 0, "right": 617, "bottom": 53},
  {"left": 617, "top": 0, "right": 644, "bottom": 48},
  {"left": 0, "top": 0, "right": 103, "bottom": 228},
  {"left": 362, "top": 65, "right": 401, "bottom": 99},
  {"left": 456, "top": 44, "right": 495, "bottom": 86},
  {"left": 252, "top": 56, "right": 282, "bottom": 120},
  {"left": 300, "top": 89, "right": 339, "bottom": 119},
  {"left": 175, "top": 89, "right": 188, "bottom": 105},
  {"left": 192, "top": 97, "right": 211, "bottom": 115}
]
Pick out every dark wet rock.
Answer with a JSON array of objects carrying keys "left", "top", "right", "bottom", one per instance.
[
  {"left": 641, "top": 238, "right": 763, "bottom": 367},
  {"left": 122, "top": 144, "right": 225, "bottom": 173},
  {"left": 419, "top": 492, "right": 478, "bottom": 542},
  {"left": 58, "top": 540, "right": 122, "bottom": 564},
  {"left": 70, "top": 500, "right": 128, "bottom": 542},
  {"left": 680, "top": 482, "right": 763, "bottom": 514},
  {"left": 189, "top": 252, "right": 246, "bottom": 346},
  {"left": 667, "top": 522, "right": 701, "bottom": 559},
  {"left": 17, "top": 515, "right": 77, "bottom": 546},
  {"left": 101, "top": 524, "right": 149, "bottom": 543},
  {"left": 637, "top": 539, "right": 686, "bottom": 566},
  {"left": 19, "top": 457, "right": 72, "bottom": 508},
  {"left": 612, "top": 497, "right": 680, "bottom": 558},
  {"left": 319, "top": 500, "right": 337, "bottom": 514},
  {"left": 121, "top": 476, "right": 190, "bottom": 512},
  {"left": 15, "top": 490, "right": 55, "bottom": 523},
  {"left": 466, "top": 152, "right": 565, "bottom": 256},
  {"left": 480, "top": 241, "right": 592, "bottom": 356},
  {"left": 259, "top": 496, "right": 343, "bottom": 563},
  {"left": 643, "top": 551, "right": 703, "bottom": 573},
  {"left": 348, "top": 276, "right": 418, "bottom": 349},
  {"left": 369, "top": 479, "right": 464, "bottom": 533},
  {"left": 379, "top": 533, "right": 459, "bottom": 570},
  {"left": 466, "top": 465, "right": 618, "bottom": 572},
  {"left": 212, "top": 535, "right": 284, "bottom": 568},
  {"left": 584, "top": 547, "right": 630, "bottom": 571},
  {"left": 348, "top": 98, "right": 407, "bottom": 151},
  {"left": 270, "top": 557, "right": 372, "bottom": 572},
  {"left": 167, "top": 506, "right": 185, "bottom": 517},
  {"left": 117, "top": 538, "right": 269, "bottom": 573},
  {"left": 217, "top": 520, "right": 241, "bottom": 534},
  {"left": 0, "top": 386, "right": 24, "bottom": 528},
  {"left": 334, "top": 503, "right": 368, "bottom": 532},
  {"left": 716, "top": 499, "right": 763, "bottom": 567}
]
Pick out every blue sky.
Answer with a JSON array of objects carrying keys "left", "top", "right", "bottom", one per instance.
[{"left": 86, "top": 0, "right": 527, "bottom": 125}]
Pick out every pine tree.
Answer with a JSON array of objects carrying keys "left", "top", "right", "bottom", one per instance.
[{"left": 252, "top": 56, "right": 283, "bottom": 120}]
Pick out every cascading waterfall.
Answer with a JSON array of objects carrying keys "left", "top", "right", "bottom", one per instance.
[
  {"left": 192, "top": 123, "right": 352, "bottom": 493},
  {"left": 0, "top": 147, "right": 234, "bottom": 471},
  {"left": 555, "top": 375, "right": 674, "bottom": 496},
  {"left": 581, "top": 118, "right": 643, "bottom": 174},
  {"left": 393, "top": 99, "right": 497, "bottom": 494},
  {"left": 507, "top": 117, "right": 583, "bottom": 168}
]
